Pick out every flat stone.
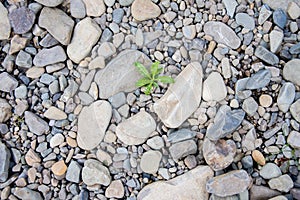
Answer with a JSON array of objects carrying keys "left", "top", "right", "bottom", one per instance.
[
  {"left": 26, "top": 67, "right": 45, "bottom": 79},
  {"left": 66, "top": 160, "right": 82, "bottom": 183},
  {"left": 82, "top": 159, "right": 111, "bottom": 186},
  {"left": 61, "top": 80, "right": 79, "bottom": 102},
  {"left": 260, "top": 163, "right": 282, "bottom": 179},
  {"left": 287, "top": 2, "right": 300, "bottom": 19},
  {"left": 168, "top": 129, "right": 196, "bottom": 143},
  {"left": 116, "top": 111, "right": 156, "bottom": 145},
  {"left": 206, "top": 170, "right": 251, "bottom": 197},
  {"left": 242, "top": 97, "right": 258, "bottom": 117},
  {"left": 79, "top": 70, "right": 96, "bottom": 92},
  {"left": 203, "top": 71, "right": 227, "bottom": 102},
  {"left": 16, "top": 50, "right": 32, "bottom": 68},
  {"left": 9, "top": 35, "right": 28, "bottom": 55},
  {"left": 40, "top": 74, "right": 55, "bottom": 85},
  {"left": 283, "top": 59, "right": 300, "bottom": 86},
  {"left": 77, "top": 100, "right": 112, "bottom": 150},
  {"left": 25, "top": 111, "right": 49, "bottom": 135},
  {"left": 246, "top": 69, "right": 271, "bottom": 90},
  {"left": 108, "top": 92, "right": 126, "bottom": 108},
  {"left": 268, "top": 174, "right": 294, "bottom": 192},
  {"left": 33, "top": 46, "right": 66, "bottom": 67},
  {"left": 223, "top": 0, "right": 238, "bottom": 18},
  {"left": 51, "top": 160, "right": 67, "bottom": 176},
  {"left": 105, "top": 180, "right": 124, "bottom": 199},
  {"left": 169, "top": 140, "right": 197, "bottom": 160},
  {"left": 39, "top": 34, "right": 59, "bottom": 48},
  {"left": 146, "top": 136, "right": 164, "bottom": 149},
  {"left": 258, "top": 4, "right": 272, "bottom": 25},
  {"left": 277, "top": 82, "right": 295, "bottom": 112},
  {"left": 250, "top": 185, "right": 281, "bottom": 200},
  {"left": 14, "top": 187, "right": 42, "bottom": 200},
  {"left": 254, "top": 46, "right": 279, "bottom": 65},
  {"left": 95, "top": 49, "right": 152, "bottom": 99},
  {"left": 270, "top": 29, "right": 284, "bottom": 53},
  {"left": 206, "top": 105, "right": 245, "bottom": 141},
  {"left": 259, "top": 94, "right": 272, "bottom": 107},
  {"left": 204, "top": 21, "right": 241, "bottom": 49},
  {"left": 154, "top": 62, "right": 203, "bottom": 128},
  {"left": 70, "top": 0, "right": 86, "bottom": 19},
  {"left": 182, "top": 25, "right": 196, "bottom": 40},
  {"left": 140, "top": 150, "right": 162, "bottom": 174},
  {"left": 50, "top": 133, "right": 64, "bottom": 148},
  {"left": 88, "top": 56, "right": 105, "bottom": 69},
  {"left": 67, "top": 17, "right": 101, "bottom": 63},
  {"left": 112, "top": 8, "right": 124, "bottom": 23},
  {"left": 290, "top": 99, "right": 300, "bottom": 123},
  {"left": 235, "top": 13, "right": 255, "bottom": 30},
  {"left": 25, "top": 149, "right": 41, "bottom": 166},
  {"left": 82, "top": 0, "right": 106, "bottom": 17},
  {"left": 137, "top": 165, "right": 213, "bottom": 200},
  {"left": 203, "top": 138, "right": 236, "bottom": 171},
  {"left": 0, "top": 141, "right": 11, "bottom": 182},
  {"left": 131, "top": 0, "right": 161, "bottom": 21},
  {"left": 287, "top": 131, "right": 300, "bottom": 148},
  {"left": 97, "top": 42, "right": 116, "bottom": 58},
  {"left": 0, "top": 99, "right": 12, "bottom": 123},
  {"left": 0, "top": 3, "right": 11, "bottom": 40},
  {"left": 0, "top": 72, "right": 18, "bottom": 93},
  {"left": 9, "top": 7, "right": 35, "bottom": 34},
  {"left": 39, "top": 7, "right": 74, "bottom": 45},
  {"left": 34, "top": 0, "right": 63, "bottom": 7},
  {"left": 290, "top": 42, "right": 300, "bottom": 54},
  {"left": 273, "top": 9, "right": 287, "bottom": 29},
  {"left": 242, "top": 128, "right": 256, "bottom": 152}
]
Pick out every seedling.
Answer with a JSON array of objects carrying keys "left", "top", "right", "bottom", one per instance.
[{"left": 135, "top": 61, "right": 175, "bottom": 95}]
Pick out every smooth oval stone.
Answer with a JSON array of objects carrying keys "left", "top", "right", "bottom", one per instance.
[
  {"left": 24, "top": 111, "right": 49, "bottom": 135},
  {"left": 277, "top": 82, "right": 295, "bottom": 112},
  {"left": 33, "top": 46, "right": 66, "bottom": 67},
  {"left": 204, "top": 21, "right": 241, "bottom": 49},
  {"left": 14, "top": 187, "right": 42, "bottom": 200},
  {"left": 77, "top": 100, "right": 112, "bottom": 150},
  {"left": 154, "top": 62, "right": 203, "bottom": 128},
  {"left": 283, "top": 59, "right": 300, "bottom": 86},
  {"left": 0, "top": 3, "right": 11, "bottom": 40},
  {"left": 94, "top": 49, "right": 152, "bottom": 99},
  {"left": 9, "top": 7, "right": 35, "bottom": 34},
  {"left": 268, "top": 174, "right": 294, "bottom": 193},
  {"left": 131, "top": 0, "right": 161, "bottom": 21},
  {"left": 254, "top": 46, "right": 279, "bottom": 65},
  {"left": 260, "top": 163, "right": 282, "bottom": 179}
]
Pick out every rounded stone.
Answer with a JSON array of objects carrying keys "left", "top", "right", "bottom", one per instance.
[
  {"left": 0, "top": 99, "right": 12, "bottom": 123},
  {"left": 259, "top": 94, "right": 273, "bottom": 107},
  {"left": 140, "top": 150, "right": 162, "bottom": 174},
  {"left": 51, "top": 160, "right": 67, "bottom": 176},
  {"left": 252, "top": 150, "right": 266, "bottom": 166},
  {"left": 82, "top": 159, "right": 111, "bottom": 186},
  {"left": 50, "top": 134, "right": 65, "bottom": 148},
  {"left": 283, "top": 59, "right": 300, "bottom": 86}
]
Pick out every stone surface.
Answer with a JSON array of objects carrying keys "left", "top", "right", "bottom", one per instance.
[
  {"left": 0, "top": 99, "right": 12, "bottom": 123},
  {"left": 204, "top": 21, "right": 241, "bottom": 49},
  {"left": 137, "top": 166, "right": 213, "bottom": 200},
  {"left": 250, "top": 185, "right": 281, "bottom": 200},
  {"left": 167, "top": 129, "right": 196, "bottom": 143},
  {"left": 203, "top": 71, "right": 227, "bottom": 102},
  {"left": 25, "top": 149, "right": 41, "bottom": 166},
  {"left": 270, "top": 29, "right": 284, "bottom": 53},
  {"left": 116, "top": 111, "right": 156, "bottom": 145},
  {"left": 140, "top": 150, "right": 162, "bottom": 174},
  {"left": 9, "top": 35, "right": 28, "bottom": 55},
  {"left": 66, "top": 161, "right": 82, "bottom": 183},
  {"left": 70, "top": 0, "right": 86, "bottom": 19},
  {"left": 252, "top": 150, "right": 266, "bottom": 166},
  {"left": 206, "top": 105, "right": 245, "bottom": 141},
  {"left": 273, "top": 9, "right": 287, "bottom": 29},
  {"left": 95, "top": 50, "right": 152, "bottom": 99},
  {"left": 242, "top": 97, "right": 258, "bottom": 117},
  {"left": 277, "top": 82, "right": 295, "bottom": 112},
  {"left": 50, "top": 133, "right": 64, "bottom": 148},
  {"left": 131, "top": 0, "right": 161, "bottom": 21},
  {"left": 77, "top": 100, "right": 112, "bottom": 150},
  {"left": 67, "top": 17, "right": 101, "bottom": 63},
  {"left": 82, "top": 159, "right": 111, "bottom": 186},
  {"left": 51, "top": 160, "right": 67, "bottom": 176},
  {"left": 39, "top": 7, "right": 74, "bottom": 45},
  {"left": 259, "top": 94, "right": 273, "bottom": 107},
  {"left": 287, "top": 131, "right": 300, "bottom": 148},
  {"left": 33, "top": 46, "right": 66, "bottom": 67},
  {"left": 25, "top": 111, "right": 49, "bottom": 135},
  {"left": 258, "top": 4, "right": 272, "bottom": 25},
  {"left": 97, "top": 42, "right": 116, "bottom": 58},
  {"left": 0, "top": 72, "right": 18, "bottom": 93},
  {"left": 260, "top": 163, "right": 282, "bottom": 179},
  {"left": 255, "top": 46, "right": 279, "bottom": 65},
  {"left": 44, "top": 106, "right": 67, "bottom": 120},
  {"left": 223, "top": 0, "right": 238, "bottom": 18},
  {"left": 105, "top": 180, "right": 124, "bottom": 198},
  {"left": 287, "top": 2, "right": 300, "bottom": 19},
  {"left": 0, "top": 3, "right": 11, "bottom": 40},
  {"left": 16, "top": 50, "right": 32, "bottom": 68},
  {"left": 235, "top": 13, "right": 255, "bottom": 30},
  {"left": 246, "top": 69, "right": 271, "bottom": 90},
  {"left": 35, "top": 0, "right": 63, "bottom": 7},
  {"left": 242, "top": 128, "right": 256, "bottom": 151},
  {"left": 290, "top": 99, "right": 300, "bottom": 123},
  {"left": 82, "top": 0, "right": 106, "bottom": 17},
  {"left": 268, "top": 174, "right": 294, "bottom": 192},
  {"left": 206, "top": 170, "right": 251, "bottom": 197},
  {"left": 0, "top": 141, "right": 11, "bottom": 182},
  {"left": 203, "top": 138, "right": 236, "bottom": 171},
  {"left": 154, "top": 62, "right": 203, "bottom": 128},
  {"left": 14, "top": 187, "right": 43, "bottom": 200},
  {"left": 283, "top": 59, "right": 300, "bottom": 86},
  {"left": 182, "top": 25, "right": 196, "bottom": 40},
  {"left": 9, "top": 7, "right": 35, "bottom": 34},
  {"left": 169, "top": 140, "right": 197, "bottom": 160}
]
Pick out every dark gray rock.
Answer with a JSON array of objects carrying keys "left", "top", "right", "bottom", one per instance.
[
  {"left": 0, "top": 141, "right": 11, "bottom": 182},
  {"left": 9, "top": 7, "right": 35, "bottom": 34},
  {"left": 246, "top": 69, "right": 271, "bottom": 90},
  {"left": 255, "top": 46, "right": 279, "bottom": 65},
  {"left": 250, "top": 185, "right": 281, "bottom": 200},
  {"left": 273, "top": 9, "right": 287, "bottom": 29},
  {"left": 241, "top": 155, "right": 253, "bottom": 169}
]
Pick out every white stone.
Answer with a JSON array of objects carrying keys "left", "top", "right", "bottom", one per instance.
[
  {"left": 82, "top": 159, "right": 111, "bottom": 186},
  {"left": 270, "top": 29, "right": 283, "bottom": 53},
  {"left": 50, "top": 133, "right": 65, "bottom": 148},
  {"left": 283, "top": 59, "right": 300, "bottom": 86},
  {"left": 140, "top": 150, "right": 162, "bottom": 174},
  {"left": 203, "top": 71, "right": 227, "bottom": 102},
  {"left": 82, "top": 0, "right": 105, "bottom": 17},
  {"left": 131, "top": 0, "right": 161, "bottom": 21},
  {"left": 44, "top": 106, "right": 67, "bottom": 120},
  {"left": 222, "top": 0, "right": 238, "bottom": 18},
  {"left": 287, "top": 2, "right": 300, "bottom": 19}
]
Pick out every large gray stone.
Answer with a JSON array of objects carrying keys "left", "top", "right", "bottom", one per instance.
[
  {"left": 137, "top": 165, "right": 213, "bottom": 200},
  {"left": 277, "top": 82, "right": 295, "bottom": 113},
  {"left": 0, "top": 141, "right": 11, "bottom": 182},
  {"left": 14, "top": 187, "right": 43, "bottom": 200},
  {"left": 82, "top": 0, "right": 106, "bottom": 17},
  {"left": 222, "top": 0, "right": 238, "bottom": 18},
  {"left": 250, "top": 185, "right": 281, "bottom": 200},
  {"left": 268, "top": 174, "right": 294, "bottom": 192},
  {"left": 287, "top": 131, "right": 300, "bottom": 148},
  {"left": 0, "top": 2, "right": 11, "bottom": 40},
  {"left": 169, "top": 140, "right": 197, "bottom": 160},
  {"left": 204, "top": 21, "right": 241, "bottom": 49},
  {"left": 254, "top": 46, "right": 279, "bottom": 65},
  {"left": 235, "top": 13, "right": 255, "bottom": 30},
  {"left": 77, "top": 100, "right": 112, "bottom": 150},
  {"left": 260, "top": 163, "right": 282, "bottom": 179},
  {"left": 66, "top": 160, "right": 82, "bottom": 183},
  {"left": 82, "top": 159, "right": 111, "bottom": 186},
  {"left": 24, "top": 111, "right": 49, "bottom": 135},
  {"left": 95, "top": 49, "right": 152, "bottom": 99},
  {"left": 0, "top": 72, "right": 18, "bottom": 93},
  {"left": 33, "top": 46, "right": 66, "bottom": 67},
  {"left": 283, "top": 59, "right": 300, "bottom": 86},
  {"left": 67, "top": 17, "right": 101, "bottom": 63},
  {"left": 154, "top": 62, "right": 203, "bottom": 128},
  {"left": 9, "top": 7, "right": 35, "bottom": 34},
  {"left": 0, "top": 99, "right": 12, "bottom": 123}
]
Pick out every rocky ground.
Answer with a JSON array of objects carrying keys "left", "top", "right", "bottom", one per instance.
[{"left": 0, "top": 0, "right": 300, "bottom": 199}]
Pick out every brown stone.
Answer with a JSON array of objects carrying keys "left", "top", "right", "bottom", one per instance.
[
  {"left": 51, "top": 160, "right": 67, "bottom": 176},
  {"left": 252, "top": 150, "right": 266, "bottom": 166},
  {"left": 25, "top": 149, "right": 41, "bottom": 166}
]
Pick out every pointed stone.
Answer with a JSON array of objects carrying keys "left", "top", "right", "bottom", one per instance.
[
  {"left": 258, "top": 4, "right": 272, "bottom": 25},
  {"left": 202, "top": 71, "right": 227, "bottom": 102},
  {"left": 44, "top": 106, "right": 67, "bottom": 120},
  {"left": 254, "top": 46, "right": 279, "bottom": 65},
  {"left": 223, "top": 0, "right": 238, "bottom": 18}
]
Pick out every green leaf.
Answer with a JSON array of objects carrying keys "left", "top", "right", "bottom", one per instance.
[
  {"left": 144, "top": 83, "right": 153, "bottom": 95},
  {"left": 153, "top": 81, "right": 159, "bottom": 88},
  {"left": 135, "top": 62, "right": 151, "bottom": 79},
  {"left": 157, "top": 76, "right": 175, "bottom": 84},
  {"left": 150, "top": 61, "right": 160, "bottom": 78},
  {"left": 136, "top": 78, "right": 152, "bottom": 87}
]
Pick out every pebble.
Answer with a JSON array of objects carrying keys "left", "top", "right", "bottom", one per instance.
[
  {"left": 242, "top": 97, "right": 258, "bottom": 117},
  {"left": 77, "top": 100, "right": 112, "bottom": 150},
  {"left": 112, "top": 8, "right": 124, "bottom": 24},
  {"left": 202, "top": 71, "right": 227, "bottom": 102},
  {"left": 169, "top": 140, "right": 197, "bottom": 160},
  {"left": 82, "top": 159, "right": 111, "bottom": 186},
  {"left": 283, "top": 59, "right": 300, "bottom": 86},
  {"left": 33, "top": 45, "right": 66, "bottom": 67},
  {"left": 250, "top": 185, "right": 281, "bottom": 200},
  {"left": 241, "top": 155, "right": 253, "bottom": 169},
  {"left": 25, "top": 149, "right": 41, "bottom": 166},
  {"left": 259, "top": 94, "right": 272, "bottom": 107},
  {"left": 79, "top": 70, "right": 96, "bottom": 92},
  {"left": 140, "top": 150, "right": 162, "bottom": 174},
  {"left": 66, "top": 160, "right": 82, "bottom": 183},
  {"left": 290, "top": 42, "right": 300, "bottom": 55},
  {"left": 146, "top": 136, "right": 164, "bottom": 150},
  {"left": 0, "top": 72, "right": 18, "bottom": 93},
  {"left": 268, "top": 174, "right": 294, "bottom": 192},
  {"left": 82, "top": 0, "right": 106, "bottom": 17},
  {"left": 70, "top": 0, "right": 86, "bottom": 19},
  {"left": 246, "top": 69, "right": 271, "bottom": 90},
  {"left": 88, "top": 56, "right": 105, "bottom": 70},
  {"left": 119, "top": 0, "right": 134, "bottom": 6},
  {"left": 51, "top": 160, "right": 67, "bottom": 176},
  {"left": 116, "top": 111, "right": 156, "bottom": 145},
  {"left": 287, "top": 131, "right": 300, "bottom": 148},
  {"left": 0, "top": 3, "right": 10, "bottom": 40},
  {"left": 131, "top": 0, "right": 161, "bottom": 21},
  {"left": 182, "top": 25, "right": 196, "bottom": 40},
  {"left": 258, "top": 4, "right": 272, "bottom": 25},
  {"left": 168, "top": 129, "right": 196, "bottom": 143},
  {"left": 154, "top": 62, "right": 203, "bottom": 128},
  {"left": 203, "top": 138, "right": 236, "bottom": 171},
  {"left": 287, "top": 2, "right": 300, "bottom": 19},
  {"left": 35, "top": 0, "right": 63, "bottom": 7},
  {"left": 25, "top": 111, "right": 49, "bottom": 135},
  {"left": 290, "top": 99, "right": 300, "bottom": 123},
  {"left": 137, "top": 166, "right": 213, "bottom": 200},
  {"left": 50, "top": 133, "right": 65, "bottom": 148},
  {"left": 67, "top": 17, "right": 101, "bottom": 63},
  {"left": 14, "top": 187, "right": 43, "bottom": 200},
  {"left": 9, "top": 7, "right": 35, "bottom": 34},
  {"left": 108, "top": 92, "right": 126, "bottom": 108},
  {"left": 254, "top": 46, "right": 279, "bottom": 65},
  {"left": 0, "top": 142, "right": 11, "bottom": 182},
  {"left": 277, "top": 82, "right": 295, "bottom": 112},
  {"left": 223, "top": 0, "right": 238, "bottom": 18},
  {"left": 235, "top": 13, "right": 255, "bottom": 30},
  {"left": 105, "top": 180, "right": 124, "bottom": 199},
  {"left": 273, "top": 9, "right": 287, "bottom": 29},
  {"left": 97, "top": 42, "right": 116, "bottom": 58},
  {"left": 0, "top": 99, "right": 12, "bottom": 123},
  {"left": 16, "top": 50, "right": 32, "bottom": 68},
  {"left": 260, "top": 163, "right": 282, "bottom": 179},
  {"left": 270, "top": 29, "right": 284, "bottom": 53},
  {"left": 204, "top": 21, "right": 241, "bottom": 49},
  {"left": 39, "top": 7, "right": 74, "bottom": 45},
  {"left": 206, "top": 170, "right": 251, "bottom": 197},
  {"left": 95, "top": 50, "right": 152, "bottom": 99},
  {"left": 252, "top": 150, "right": 266, "bottom": 166}
]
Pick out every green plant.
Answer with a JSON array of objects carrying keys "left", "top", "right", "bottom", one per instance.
[{"left": 135, "top": 61, "right": 175, "bottom": 95}]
